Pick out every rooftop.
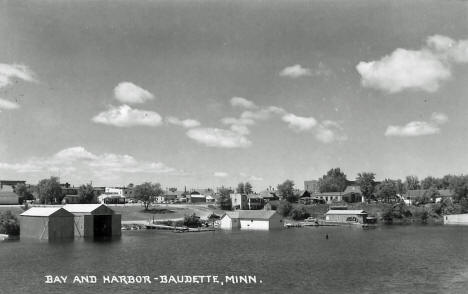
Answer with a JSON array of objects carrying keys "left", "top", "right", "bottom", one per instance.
[
  {"left": 325, "top": 210, "right": 367, "bottom": 215},
  {"left": 224, "top": 210, "right": 278, "bottom": 220}
]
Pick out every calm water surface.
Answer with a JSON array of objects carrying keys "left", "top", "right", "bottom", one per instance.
[{"left": 1, "top": 225, "right": 468, "bottom": 294}]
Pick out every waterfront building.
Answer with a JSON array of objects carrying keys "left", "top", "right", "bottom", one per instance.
[
  {"left": 219, "top": 210, "right": 283, "bottom": 230},
  {"left": 444, "top": 214, "right": 468, "bottom": 225},
  {"left": 63, "top": 204, "right": 121, "bottom": 238},
  {"left": 325, "top": 210, "right": 368, "bottom": 224},
  {"left": 20, "top": 207, "right": 75, "bottom": 240},
  {"left": 404, "top": 189, "right": 453, "bottom": 205}
]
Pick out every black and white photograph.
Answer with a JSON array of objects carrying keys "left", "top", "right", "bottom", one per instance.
[{"left": 1, "top": 0, "right": 468, "bottom": 293}]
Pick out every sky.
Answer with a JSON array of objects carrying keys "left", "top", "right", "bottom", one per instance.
[{"left": 0, "top": 0, "right": 468, "bottom": 190}]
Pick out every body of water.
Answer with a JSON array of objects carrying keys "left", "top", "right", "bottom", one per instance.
[{"left": 1, "top": 225, "right": 468, "bottom": 294}]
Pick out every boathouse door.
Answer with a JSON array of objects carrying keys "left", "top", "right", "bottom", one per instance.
[{"left": 93, "top": 215, "right": 112, "bottom": 237}]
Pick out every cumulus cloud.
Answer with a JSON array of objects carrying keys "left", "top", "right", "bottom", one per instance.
[
  {"left": 385, "top": 112, "right": 448, "bottom": 137},
  {"left": 0, "top": 63, "right": 37, "bottom": 88},
  {"left": 356, "top": 35, "right": 468, "bottom": 93},
  {"left": 431, "top": 112, "right": 449, "bottom": 124},
  {"left": 282, "top": 113, "right": 318, "bottom": 131},
  {"left": 279, "top": 64, "right": 312, "bottom": 78},
  {"left": 356, "top": 49, "right": 450, "bottom": 93},
  {"left": 0, "top": 98, "right": 20, "bottom": 110},
  {"left": 214, "top": 172, "right": 229, "bottom": 178},
  {"left": 166, "top": 116, "right": 201, "bottom": 128},
  {"left": 114, "top": 82, "right": 154, "bottom": 104},
  {"left": 0, "top": 146, "right": 176, "bottom": 177},
  {"left": 186, "top": 127, "right": 251, "bottom": 148},
  {"left": 230, "top": 97, "right": 257, "bottom": 109},
  {"left": 281, "top": 113, "right": 346, "bottom": 143},
  {"left": 92, "top": 104, "right": 162, "bottom": 127}
]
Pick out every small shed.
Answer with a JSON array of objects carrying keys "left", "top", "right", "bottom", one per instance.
[
  {"left": 20, "top": 207, "right": 75, "bottom": 240},
  {"left": 220, "top": 210, "right": 283, "bottom": 230},
  {"left": 325, "top": 209, "right": 368, "bottom": 224},
  {"left": 63, "top": 204, "right": 121, "bottom": 238}
]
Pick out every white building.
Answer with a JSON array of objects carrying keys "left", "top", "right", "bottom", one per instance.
[
  {"left": 105, "top": 187, "right": 124, "bottom": 197},
  {"left": 219, "top": 210, "right": 283, "bottom": 230},
  {"left": 444, "top": 214, "right": 468, "bottom": 225}
]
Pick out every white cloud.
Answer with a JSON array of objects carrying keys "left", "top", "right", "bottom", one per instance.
[
  {"left": 279, "top": 64, "right": 312, "bottom": 78},
  {"left": 249, "top": 175, "right": 264, "bottom": 181},
  {"left": 0, "top": 63, "right": 37, "bottom": 88},
  {"left": 166, "top": 116, "right": 201, "bottom": 128},
  {"left": 282, "top": 113, "right": 317, "bottom": 131},
  {"left": 385, "top": 121, "right": 440, "bottom": 137},
  {"left": 230, "top": 97, "right": 257, "bottom": 109},
  {"left": 0, "top": 146, "right": 176, "bottom": 177},
  {"left": 214, "top": 172, "right": 229, "bottom": 178},
  {"left": 92, "top": 104, "right": 162, "bottom": 127},
  {"left": 356, "top": 49, "right": 450, "bottom": 93},
  {"left": 356, "top": 35, "right": 468, "bottom": 93},
  {"left": 114, "top": 82, "right": 154, "bottom": 104},
  {"left": 186, "top": 127, "right": 251, "bottom": 148},
  {"left": 431, "top": 112, "right": 449, "bottom": 124},
  {"left": 0, "top": 98, "right": 20, "bottom": 110},
  {"left": 315, "top": 121, "right": 347, "bottom": 143},
  {"left": 385, "top": 112, "right": 448, "bottom": 137}
]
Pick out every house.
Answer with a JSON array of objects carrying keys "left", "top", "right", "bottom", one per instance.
[
  {"left": 230, "top": 193, "right": 247, "bottom": 210},
  {"left": 444, "top": 214, "right": 468, "bottom": 225},
  {"left": 304, "top": 180, "right": 319, "bottom": 193},
  {"left": 313, "top": 192, "right": 343, "bottom": 204},
  {"left": 188, "top": 194, "right": 206, "bottom": 203},
  {"left": 246, "top": 194, "right": 265, "bottom": 210},
  {"left": 258, "top": 189, "right": 279, "bottom": 202},
  {"left": 342, "top": 186, "right": 364, "bottom": 203},
  {"left": 63, "top": 204, "right": 121, "bottom": 238},
  {"left": 98, "top": 193, "right": 125, "bottom": 204},
  {"left": 404, "top": 189, "right": 454, "bottom": 204},
  {"left": 325, "top": 209, "right": 368, "bottom": 224},
  {"left": 63, "top": 195, "right": 81, "bottom": 204},
  {"left": 20, "top": 207, "right": 75, "bottom": 240},
  {"left": 219, "top": 210, "right": 283, "bottom": 230}
]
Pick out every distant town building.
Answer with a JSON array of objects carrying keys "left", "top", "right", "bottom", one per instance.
[
  {"left": 219, "top": 210, "right": 283, "bottom": 230},
  {"left": 404, "top": 189, "right": 453, "bottom": 205},
  {"left": 444, "top": 214, "right": 468, "bottom": 225},
  {"left": 304, "top": 180, "right": 319, "bottom": 193}
]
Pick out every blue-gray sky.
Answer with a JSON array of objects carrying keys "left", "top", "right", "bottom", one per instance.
[{"left": 1, "top": 0, "right": 468, "bottom": 190}]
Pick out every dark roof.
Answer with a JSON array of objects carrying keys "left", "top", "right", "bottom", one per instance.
[{"left": 343, "top": 186, "right": 362, "bottom": 194}]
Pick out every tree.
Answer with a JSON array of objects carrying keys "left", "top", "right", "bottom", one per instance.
[
  {"left": 448, "top": 175, "right": 468, "bottom": 202},
  {"left": 37, "top": 177, "right": 62, "bottom": 204},
  {"left": 290, "top": 205, "right": 310, "bottom": 220},
  {"left": 14, "top": 183, "right": 34, "bottom": 204},
  {"left": 277, "top": 201, "right": 293, "bottom": 217},
  {"left": 356, "top": 172, "right": 376, "bottom": 201},
  {"left": 77, "top": 184, "right": 96, "bottom": 204},
  {"left": 318, "top": 168, "right": 347, "bottom": 193},
  {"left": 236, "top": 183, "right": 245, "bottom": 194},
  {"left": 168, "top": 187, "right": 177, "bottom": 192},
  {"left": 183, "top": 213, "right": 202, "bottom": 228},
  {"left": 244, "top": 182, "right": 253, "bottom": 194},
  {"left": 133, "top": 182, "right": 163, "bottom": 210},
  {"left": 277, "top": 180, "right": 296, "bottom": 202},
  {"left": 405, "top": 175, "right": 420, "bottom": 190},
  {"left": 375, "top": 179, "right": 398, "bottom": 203},
  {"left": 421, "top": 176, "right": 442, "bottom": 189},
  {"left": 218, "top": 187, "right": 233, "bottom": 210}
]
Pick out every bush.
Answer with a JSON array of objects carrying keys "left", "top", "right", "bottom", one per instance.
[
  {"left": 0, "top": 211, "right": 20, "bottom": 236},
  {"left": 183, "top": 213, "right": 202, "bottom": 228},
  {"left": 290, "top": 206, "right": 310, "bottom": 220},
  {"left": 277, "top": 201, "right": 292, "bottom": 217},
  {"left": 421, "top": 210, "right": 429, "bottom": 224}
]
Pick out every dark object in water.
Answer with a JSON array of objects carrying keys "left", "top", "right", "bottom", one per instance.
[{"left": 326, "top": 234, "right": 328, "bottom": 239}]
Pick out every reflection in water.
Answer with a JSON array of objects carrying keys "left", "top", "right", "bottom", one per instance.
[{"left": 1, "top": 226, "right": 468, "bottom": 294}]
